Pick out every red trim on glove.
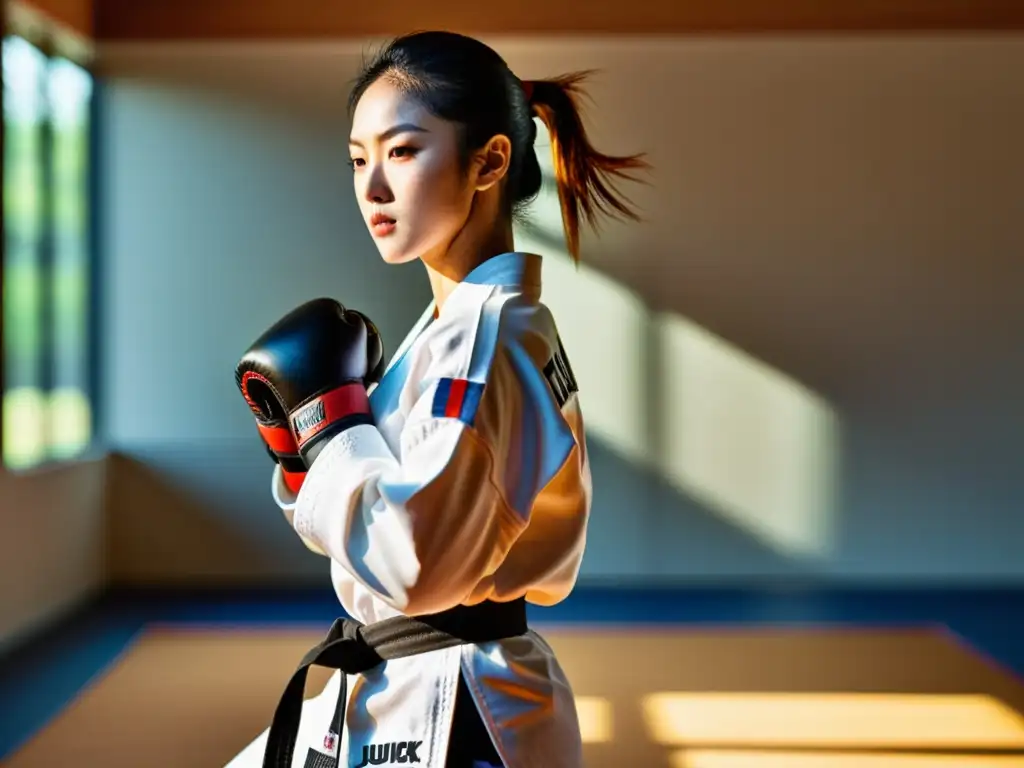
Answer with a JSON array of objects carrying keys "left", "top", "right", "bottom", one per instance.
[
  {"left": 239, "top": 370, "right": 275, "bottom": 413},
  {"left": 291, "top": 383, "right": 370, "bottom": 449},
  {"left": 257, "top": 422, "right": 298, "bottom": 454},
  {"left": 281, "top": 468, "right": 307, "bottom": 494}
]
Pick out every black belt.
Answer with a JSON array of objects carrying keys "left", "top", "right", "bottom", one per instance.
[{"left": 262, "top": 598, "right": 528, "bottom": 768}]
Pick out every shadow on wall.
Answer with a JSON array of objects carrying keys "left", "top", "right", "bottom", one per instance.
[
  {"left": 106, "top": 450, "right": 330, "bottom": 585},
  {"left": 516, "top": 162, "right": 843, "bottom": 582}
]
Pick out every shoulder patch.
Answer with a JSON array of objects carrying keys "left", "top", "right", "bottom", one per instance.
[
  {"left": 544, "top": 336, "right": 579, "bottom": 408},
  {"left": 432, "top": 378, "right": 485, "bottom": 425}
]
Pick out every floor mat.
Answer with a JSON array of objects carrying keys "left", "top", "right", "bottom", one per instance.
[{"left": 6, "top": 625, "right": 1024, "bottom": 767}]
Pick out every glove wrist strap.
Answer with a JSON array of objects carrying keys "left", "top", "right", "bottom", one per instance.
[{"left": 290, "top": 383, "right": 371, "bottom": 454}]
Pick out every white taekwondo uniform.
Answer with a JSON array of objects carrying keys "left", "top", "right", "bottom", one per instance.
[{"left": 225, "top": 251, "right": 592, "bottom": 768}]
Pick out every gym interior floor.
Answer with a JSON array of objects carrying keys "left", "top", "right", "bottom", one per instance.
[{"left": 2, "top": 586, "right": 1024, "bottom": 767}]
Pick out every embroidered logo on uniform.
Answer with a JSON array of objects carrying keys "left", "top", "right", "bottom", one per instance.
[
  {"left": 323, "top": 732, "right": 337, "bottom": 751},
  {"left": 353, "top": 740, "right": 423, "bottom": 767},
  {"left": 432, "top": 378, "right": 484, "bottom": 425},
  {"left": 544, "top": 336, "right": 578, "bottom": 408}
]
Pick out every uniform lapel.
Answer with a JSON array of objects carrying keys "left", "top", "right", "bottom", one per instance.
[
  {"left": 369, "top": 302, "right": 436, "bottom": 421},
  {"left": 367, "top": 252, "right": 541, "bottom": 421}
]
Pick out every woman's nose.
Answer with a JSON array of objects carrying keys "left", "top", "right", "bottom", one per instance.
[{"left": 364, "top": 164, "right": 393, "bottom": 204}]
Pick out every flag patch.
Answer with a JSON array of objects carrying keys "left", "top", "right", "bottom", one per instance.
[{"left": 432, "top": 378, "right": 485, "bottom": 425}]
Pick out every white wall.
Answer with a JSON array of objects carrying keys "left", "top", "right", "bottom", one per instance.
[
  {"left": 96, "top": 35, "right": 1024, "bottom": 585},
  {"left": 0, "top": 459, "right": 107, "bottom": 650}
]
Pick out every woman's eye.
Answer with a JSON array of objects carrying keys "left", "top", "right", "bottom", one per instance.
[
  {"left": 349, "top": 157, "right": 365, "bottom": 169},
  {"left": 390, "top": 146, "right": 417, "bottom": 160}
]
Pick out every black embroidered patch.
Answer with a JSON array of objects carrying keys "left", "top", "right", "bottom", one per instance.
[{"left": 543, "top": 336, "right": 579, "bottom": 408}]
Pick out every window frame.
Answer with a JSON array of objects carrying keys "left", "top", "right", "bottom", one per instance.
[{"left": 2, "top": 3, "right": 102, "bottom": 472}]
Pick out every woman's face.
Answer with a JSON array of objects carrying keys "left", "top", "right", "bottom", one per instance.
[{"left": 348, "top": 78, "right": 476, "bottom": 266}]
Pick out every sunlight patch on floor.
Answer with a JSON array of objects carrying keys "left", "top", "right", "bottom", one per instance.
[
  {"left": 645, "top": 691, "right": 1024, "bottom": 749},
  {"left": 576, "top": 695, "right": 614, "bottom": 744}
]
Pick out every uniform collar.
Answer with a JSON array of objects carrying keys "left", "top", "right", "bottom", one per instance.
[
  {"left": 461, "top": 251, "right": 542, "bottom": 290},
  {"left": 372, "top": 252, "right": 541, "bottom": 407}
]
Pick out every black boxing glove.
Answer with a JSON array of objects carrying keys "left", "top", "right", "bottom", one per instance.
[
  {"left": 350, "top": 309, "right": 387, "bottom": 387},
  {"left": 246, "top": 383, "right": 308, "bottom": 496},
  {"left": 235, "top": 298, "right": 386, "bottom": 470}
]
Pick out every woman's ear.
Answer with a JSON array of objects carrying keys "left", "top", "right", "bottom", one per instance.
[{"left": 473, "top": 134, "right": 513, "bottom": 192}]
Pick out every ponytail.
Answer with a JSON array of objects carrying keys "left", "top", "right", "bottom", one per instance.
[{"left": 524, "top": 72, "right": 649, "bottom": 263}]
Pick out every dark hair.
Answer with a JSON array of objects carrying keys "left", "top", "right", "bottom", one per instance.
[{"left": 348, "top": 31, "right": 649, "bottom": 263}]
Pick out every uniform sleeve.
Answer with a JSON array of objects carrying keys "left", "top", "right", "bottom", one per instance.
[{"left": 271, "top": 337, "right": 571, "bottom": 616}]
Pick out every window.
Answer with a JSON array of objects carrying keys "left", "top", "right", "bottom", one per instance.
[{"left": 3, "top": 34, "right": 95, "bottom": 470}]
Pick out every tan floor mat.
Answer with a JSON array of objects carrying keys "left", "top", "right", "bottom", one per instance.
[{"left": 6, "top": 625, "right": 1024, "bottom": 768}]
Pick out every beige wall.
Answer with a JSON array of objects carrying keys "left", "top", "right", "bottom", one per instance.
[
  {"left": 2, "top": 32, "right": 1022, "bottom": 650},
  {"left": 92, "top": 34, "right": 1024, "bottom": 586},
  {"left": 0, "top": 459, "right": 107, "bottom": 650}
]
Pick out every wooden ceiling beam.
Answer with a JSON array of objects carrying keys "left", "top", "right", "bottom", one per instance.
[{"left": 92, "top": 0, "right": 1024, "bottom": 41}]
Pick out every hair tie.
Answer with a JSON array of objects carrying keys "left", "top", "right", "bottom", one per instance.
[{"left": 521, "top": 79, "right": 535, "bottom": 104}]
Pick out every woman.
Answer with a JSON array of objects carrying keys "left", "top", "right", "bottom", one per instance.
[{"left": 230, "top": 30, "right": 647, "bottom": 768}]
